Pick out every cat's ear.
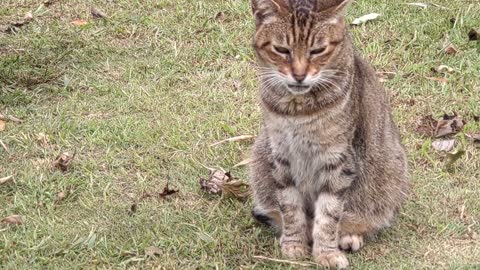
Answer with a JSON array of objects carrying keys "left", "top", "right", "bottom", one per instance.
[
  {"left": 251, "top": 0, "right": 290, "bottom": 26},
  {"left": 315, "top": 0, "right": 352, "bottom": 17}
]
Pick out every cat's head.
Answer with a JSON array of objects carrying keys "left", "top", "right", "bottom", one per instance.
[{"left": 252, "top": 0, "right": 352, "bottom": 96}]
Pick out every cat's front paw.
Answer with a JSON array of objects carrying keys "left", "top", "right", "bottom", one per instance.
[
  {"left": 280, "top": 242, "right": 309, "bottom": 259},
  {"left": 339, "top": 234, "right": 364, "bottom": 252},
  {"left": 313, "top": 250, "right": 349, "bottom": 269}
]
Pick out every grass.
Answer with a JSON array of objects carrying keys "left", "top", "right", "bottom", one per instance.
[{"left": 1, "top": 0, "right": 479, "bottom": 269}]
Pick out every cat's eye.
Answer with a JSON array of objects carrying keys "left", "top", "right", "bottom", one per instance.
[
  {"left": 310, "top": 47, "right": 327, "bottom": 56},
  {"left": 273, "top": 46, "right": 290, "bottom": 55}
]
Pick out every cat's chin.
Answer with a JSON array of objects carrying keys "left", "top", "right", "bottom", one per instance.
[{"left": 286, "top": 85, "right": 312, "bottom": 95}]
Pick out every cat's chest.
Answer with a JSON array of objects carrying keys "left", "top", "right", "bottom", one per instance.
[{"left": 266, "top": 116, "right": 347, "bottom": 186}]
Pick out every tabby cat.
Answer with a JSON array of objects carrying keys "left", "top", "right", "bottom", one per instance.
[{"left": 249, "top": 0, "right": 410, "bottom": 268}]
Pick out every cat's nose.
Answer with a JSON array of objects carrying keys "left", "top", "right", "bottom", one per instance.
[{"left": 293, "top": 73, "right": 306, "bottom": 83}]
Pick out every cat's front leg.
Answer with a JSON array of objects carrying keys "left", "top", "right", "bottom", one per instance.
[
  {"left": 276, "top": 187, "right": 310, "bottom": 259},
  {"left": 312, "top": 193, "right": 349, "bottom": 269}
]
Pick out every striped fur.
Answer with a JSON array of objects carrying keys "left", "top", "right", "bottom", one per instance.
[{"left": 249, "top": 0, "right": 410, "bottom": 268}]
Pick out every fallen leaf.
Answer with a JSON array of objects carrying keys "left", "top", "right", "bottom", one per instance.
[
  {"left": 431, "top": 65, "right": 454, "bottom": 74},
  {"left": 445, "top": 149, "right": 465, "bottom": 170},
  {"left": 210, "top": 135, "right": 255, "bottom": 147},
  {"left": 200, "top": 170, "right": 250, "bottom": 200},
  {"left": 425, "top": 77, "right": 448, "bottom": 84},
  {"left": 52, "top": 152, "right": 75, "bottom": 171},
  {"left": 0, "top": 175, "right": 13, "bottom": 185},
  {"left": 435, "top": 114, "right": 464, "bottom": 137},
  {"left": 43, "top": 0, "right": 56, "bottom": 7},
  {"left": 0, "top": 120, "right": 5, "bottom": 131},
  {"left": 351, "top": 13, "right": 381, "bottom": 25},
  {"left": 432, "top": 139, "right": 455, "bottom": 152},
  {"left": 2, "top": 215, "right": 24, "bottom": 225},
  {"left": 233, "top": 157, "right": 253, "bottom": 168},
  {"left": 406, "top": 2, "right": 428, "bottom": 8},
  {"left": 377, "top": 72, "right": 396, "bottom": 82},
  {"left": 2, "top": 11, "right": 34, "bottom": 33},
  {"left": 91, "top": 7, "right": 107, "bottom": 19},
  {"left": 468, "top": 28, "right": 479, "bottom": 41},
  {"left": 158, "top": 183, "right": 178, "bottom": 198},
  {"left": 128, "top": 203, "right": 137, "bottom": 215},
  {"left": 444, "top": 44, "right": 458, "bottom": 55},
  {"left": 415, "top": 115, "right": 438, "bottom": 137},
  {"left": 144, "top": 246, "right": 162, "bottom": 256},
  {"left": 466, "top": 133, "right": 480, "bottom": 144},
  {"left": 71, "top": 19, "right": 88, "bottom": 26},
  {"left": 215, "top": 11, "right": 226, "bottom": 22}
]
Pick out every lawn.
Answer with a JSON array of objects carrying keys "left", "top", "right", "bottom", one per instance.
[{"left": 1, "top": 0, "right": 479, "bottom": 269}]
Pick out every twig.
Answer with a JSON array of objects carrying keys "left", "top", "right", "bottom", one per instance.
[
  {"left": 233, "top": 157, "right": 253, "bottom": 168},
  {"left": 253, "top": 255, "right": 319, "bottom": 267},
  {"left": 0, "top": 175, "right": 14, "bottom": 185},
  {"left": 0, "top": 139, "right": 10, "bottom": 154},
  {"left": 210, "top": 135, "right": 255, "bottom": 147},
  {"left": 0, "top": 114, "right": 23, "bottom": 123}
]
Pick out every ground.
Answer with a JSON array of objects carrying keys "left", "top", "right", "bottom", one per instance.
[{"left": 1, "top": 0, "right": 479, "bottom": 269}]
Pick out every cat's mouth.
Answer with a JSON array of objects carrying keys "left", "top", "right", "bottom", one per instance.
[{"left": 287, "top": 84, "right": 311, "bottom": 95}]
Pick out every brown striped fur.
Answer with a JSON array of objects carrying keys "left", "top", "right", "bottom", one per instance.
[{"left": 249, "top": 0, "right": 410, "bottom": 268}]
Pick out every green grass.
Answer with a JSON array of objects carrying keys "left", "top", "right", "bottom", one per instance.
[{"left": 1, "top": 0, "right": 479, "bottom": 269}]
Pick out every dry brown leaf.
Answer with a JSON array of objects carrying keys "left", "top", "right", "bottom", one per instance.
[
  {"left": 215, "top": 11, "right": 226, "bottom": 22},
  {"left": 377, "top": 72, "right": 396, "bottom": 83},
  {"left": 2, "top": 11, "right": 34, "bottom": 33},
  {"left": 2, "top": 215, "right": 24, "bottom": 225},
  {"left": 43, "top": 0, "right": 56, "bottom": 7},
  {"left": 444, "top": 44, "right": 458, "bottom": 55},
  {"left": 128, "top": 203, "right": 137, "bottom": 215},
  {"left": 210, "top": 135, "right": 255, "bottom": 147},
  {"left": 52, "top": 152, "right": 75, "bottom": 171},
  {"left": 415, "top": 115, "right": 438, "bottom": 137},
  {"left": 159, "top": 183, "right": 178, "bottom": 198},
  {"left": 0, "top": 175, "right": 13, "bottom": 185},
  {"left": 91, "top": 7, "right": 107, "bottom": 19},
  {"left": 71, "top": 19, "right": 88, "bottom": 26},
  {"left": 468, "top": 28, "right": 479, "bottom": 41},
  {"left": 432, "top": 139, "right": 455, "bottom": 152},
  {"left": 200, "top": 170, "right": 251, "bottom": 200},
  {"left": 144, "top": 246, "right": 162, "bottom": 256},
  {"left": 425, "top": 77, "right": 448, "bottom": 84},
  {"left": 435, "top": 114, "right": 464, "bottom": 137},
  {"left": 466, "top": 133, "right": 480, "bottom": 144},
  {"left": 233, "top": 157, "right": 253, "bottom": 168},
  {"left": 0, "top": 120, "right": 5, "bottom": 131}
]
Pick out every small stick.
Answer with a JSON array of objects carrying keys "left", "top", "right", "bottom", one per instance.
[
  {"left": 0, "top": 139, "right": 10, "bottom": 154},
  {"left": 253, "top": 255, "right": 319, "bottom": 267},
  {"left": 0, "top": 114, "right": 23, "bottom": 123},
  {"left": 0, "top": 175, "right": 14, "bottom": 185}
]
